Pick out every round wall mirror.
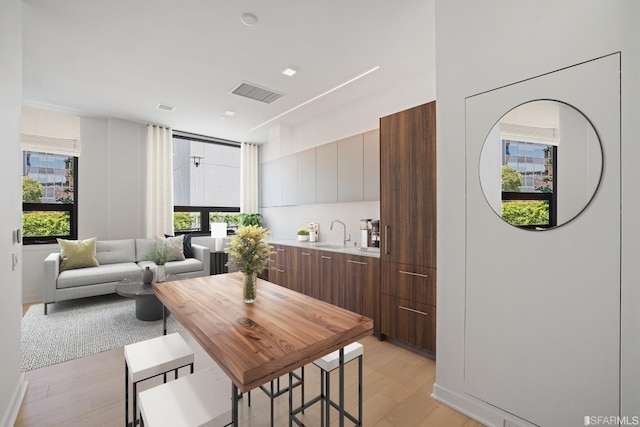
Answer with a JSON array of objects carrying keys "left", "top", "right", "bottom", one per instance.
[{"left": 479, "top": 100, "right": 603, "bottom": 230}]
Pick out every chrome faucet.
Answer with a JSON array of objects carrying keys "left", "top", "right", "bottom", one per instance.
[{"left": 330, "top": 219, "right": 351, "bottom": 246}]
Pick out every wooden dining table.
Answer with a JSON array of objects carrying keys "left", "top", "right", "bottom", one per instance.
[{"left": 154, "top": 272, "right": 373, "bottom": 426}]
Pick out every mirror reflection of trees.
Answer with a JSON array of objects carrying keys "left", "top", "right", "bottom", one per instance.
[{"left": 480, "top": 100, "right": 602, "bottom": 230}]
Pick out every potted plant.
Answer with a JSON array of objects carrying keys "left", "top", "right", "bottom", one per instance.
[
  {"left": 224, "top": 225, "right": 274, "bottom": 303},
  {"left": 297, "top": 228, "right": 310, "bottom": 241},
  {"left": 146, "top": 241, "right": 169, "bottom": 282}
]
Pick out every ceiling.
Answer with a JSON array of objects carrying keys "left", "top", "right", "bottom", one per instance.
[{"left": 22, "top": 0, "right": 435, "bottom": 144}]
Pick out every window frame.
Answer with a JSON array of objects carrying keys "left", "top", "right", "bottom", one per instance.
[
  {"left": 172, "top": 131, "right": 241, "bottom": 236},
  {"left": 502, "top": 145, "right": 558, "bottom": 229},
  {"left": 22, "top": 155, "right": 79, "bottom": 245}
]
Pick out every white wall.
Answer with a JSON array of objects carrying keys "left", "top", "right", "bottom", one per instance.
[
  {"left": 435, "top": 0, "right": 639, "bottom": 425},
  {"left": 0, "top": 0, "right": 27, "bottom": 425},
  {"left": 21, "top": 117, "right": 148, "bottom": 303}
]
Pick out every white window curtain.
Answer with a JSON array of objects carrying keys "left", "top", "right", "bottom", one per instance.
[
  {"left": 240, "top": 143, "right": 259, "bottom": 214},
  {"left": 21, "top": 106, "right": 81, "bottom": 156},
  {"left": 146, "top": 125, "right": 174, "bottom": 237}
]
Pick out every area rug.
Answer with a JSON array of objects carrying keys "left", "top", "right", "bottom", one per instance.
[{"left": 21, "top": 294, "right": 183, "bottom": 372}]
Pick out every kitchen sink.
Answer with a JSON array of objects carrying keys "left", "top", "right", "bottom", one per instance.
[{"left": 313, "top": 244, "right": 347, "bottom": 250}]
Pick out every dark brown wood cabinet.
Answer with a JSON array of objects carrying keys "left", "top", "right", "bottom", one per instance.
[
  {"left": 344, "top": 254, "right": 380, "bottom": 336},
  {"left": 297, "top": 248, "right": 317, "bottom": 298},
  {"left": 269, "top": 244, "right": 298, "bottom": 290},
  {"left": 380, "top": 101, "right": 437, "bottom": 354},
  {"left": 267, "top": 244, "right": 380, "bottom": 335},
  {"left": 317, "top": 250, "right": 342, "bottom": 306}
]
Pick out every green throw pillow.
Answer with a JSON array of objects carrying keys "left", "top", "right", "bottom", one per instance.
[{"left": 57, "top": 237, "right": 100, "bottom": 272}]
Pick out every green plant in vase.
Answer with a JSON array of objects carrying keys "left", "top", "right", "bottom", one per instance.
[{"left": 224, "top": 225, "right": 274, "bottom": 303}]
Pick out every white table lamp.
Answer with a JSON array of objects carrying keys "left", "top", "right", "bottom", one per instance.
[{"left": 211, "top": 223, "right": 227, "bottom": 252}]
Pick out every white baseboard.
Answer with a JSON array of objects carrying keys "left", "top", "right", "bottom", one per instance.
[
  {"left": 1, "top": 374, "right": 28, "bottom": 427},
  {"left": 432, "top": 383, "right": 537, "bottom": 427}
]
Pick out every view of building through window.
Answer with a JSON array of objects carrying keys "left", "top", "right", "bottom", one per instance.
[
  {"left": 172, "top": 133, "right": 241, "bottom": 234},
  {"left": 22, "top": 151, "right": 77, "bottom": 242},
  {"left": 501, "top": 139, "right": 556, "bottom": 228}
]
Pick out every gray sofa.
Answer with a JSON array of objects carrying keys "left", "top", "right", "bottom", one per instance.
[{"left": 43, "top": 238, "right": 210, "bottom": 314}]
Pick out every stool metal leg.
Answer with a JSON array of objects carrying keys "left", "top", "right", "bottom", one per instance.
[
  {"left": 358, "top": 355, "right": 363, "bottom": 426},
  {"left": 125, "top": 362, "right": 129, "bottom": 427}
]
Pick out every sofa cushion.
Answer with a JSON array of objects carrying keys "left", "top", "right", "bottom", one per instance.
[
  {"left": 163, "top": 235, "right": 186, "bottom": 261},
  {"left": 96, "top": 239, "right": 136, "bottom": 265},
  {"left": 165, "top": 233, "right": 194, "bottom": 258},
  {"left": 57, "top": 262, "right": 142, "bottom": 289},
  {"left": 137, "top": 258, "right": 203, "bottom": 275},
  {"left": 135, "top": 238, "right": 156, "bottom": 262},
  {"left": 57, "top": 237, "right": 100, "bottom": 272}
]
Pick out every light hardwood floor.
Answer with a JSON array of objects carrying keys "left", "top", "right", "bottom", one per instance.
[{"left": 16, "top": 304, "right": 484, "bottom": 427}]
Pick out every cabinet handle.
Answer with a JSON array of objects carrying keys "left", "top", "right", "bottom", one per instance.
[
  {"left": 347, "top": 260, "right": 367, "bottom": 265},
  {"left": 277, "top": 268, "right": 285, "bottom": 273},
  {"left": 399, "top": 305, "right": 430, "bottom": 316},
  {"left": 321, "top": 256, "right": 332, "bottom": 260},
  {"left": 384, "top": 225, "right": 389, "bottom": 255},
  {"left": 399, "top": 270, "right": 429, "bottom": 279},
  {"left": 277, "top": 248, "right": 285, "bottom": 252},
  {"left": 301, "top": 252, "right": 311, "bottom": 256}
]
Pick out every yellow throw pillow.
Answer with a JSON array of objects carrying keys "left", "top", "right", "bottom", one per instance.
[{"left": 57, "top": 237, "right": 100, "bottom": 272}]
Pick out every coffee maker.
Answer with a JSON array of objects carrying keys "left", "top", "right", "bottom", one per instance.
[
  {"left": 370, "top": 220, "right": 380, "bottom": 248},
  {"left": 360, "top": 219, "right": 372, "bottom": 248}
]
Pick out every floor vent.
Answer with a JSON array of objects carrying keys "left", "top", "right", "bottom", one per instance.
[{"left": 229, "top": 81, "right": 284, "bottom": 104}]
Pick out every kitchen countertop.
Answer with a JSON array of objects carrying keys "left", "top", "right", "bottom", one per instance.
[{"left": 268, "top": 239, "right": 381, "bottom": 259}]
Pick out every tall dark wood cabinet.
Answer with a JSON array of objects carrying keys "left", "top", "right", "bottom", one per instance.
[{"left": 380, "top": 101, "right": 437, "bottom": 354}]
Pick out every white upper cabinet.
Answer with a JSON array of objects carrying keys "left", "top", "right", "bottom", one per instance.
[
  {"left": 338, "top": 134, "right": 364, "bottom": 202},
  {"left": 315, "top": 141, "right": 338, "bottom": 204}
]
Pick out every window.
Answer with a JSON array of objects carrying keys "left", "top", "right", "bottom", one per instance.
[
  {"left": 501, "top": 139, "right": 557, "bottom": 228},
  {"left": 172, "top": 131, "right": 241, "bottom": 235},
  {"left": 22, "top": 151, "right": 78, "bottom": 244}
]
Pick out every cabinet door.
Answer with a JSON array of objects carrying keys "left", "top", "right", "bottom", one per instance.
[
  {"left": 380, "top": 101, "right": 436, "bottom": 268},
  {"left": 297, "top": 149, "right": 316, "bottom": 205},
  {"left": 297, "top": 248, "right": 317, "bottom": 297},
  {"left": 337, "top": 134, "right": 363, "bottom": 202},
  {"left": 317, "top": 251, "right": 342, "bottom": 305},
  {"left": 343, "top": 255, "right": 380, "bottom": 335},
  {"left": 381, "top": 262, "right": 435, "bottom": 306},
  {"left": 381, "top": 294, "right": 436, "bottom": 352},
  {"left": 363, "top": 129, "right": 380, "bottom": 201},
  {"left": 316, "top": 142, "right": 338, "bottom": 203},
  {"left": 281, "top": 154, "right": 298, "bottom": 206}
]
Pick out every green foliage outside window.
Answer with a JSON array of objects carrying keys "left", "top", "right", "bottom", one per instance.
[
  {"left": 502, "top": 200, "right": 549, "bottom": 226},
  {"left": 174, "top": 213, "right": 196, "bottom": 231},
  {"left": 501, "top": 165, "right": 522, "bottom": 192},
  {"left": 22, "top": 176, "right": 43, "bottom": 202},
  {"left": 22, "top": 211, "right": 70, "bottom": 237}
]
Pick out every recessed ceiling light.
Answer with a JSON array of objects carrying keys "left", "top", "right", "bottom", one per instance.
[
  {"left": 156, "top": 103, "right": 176, "bottom": 112},
  {"left": 240, "top": 13, "right": 258, "bottom": 26},
  {"left": 224, "top": 110, "right": 236, "bottom": 116},
  {"left": 282, "top": 68, "right": 297, "bottom": 77}
]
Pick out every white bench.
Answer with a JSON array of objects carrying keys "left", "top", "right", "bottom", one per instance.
[
  {"left": 138, "top": 369, "right": 230, "bottom": 427},
  {"left": 124, "top": 333, "right": 195, "bottom": 427}
]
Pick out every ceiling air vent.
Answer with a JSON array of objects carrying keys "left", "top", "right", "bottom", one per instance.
[{"left": 229, "top": 81, "right": 284, "bottom": 104}]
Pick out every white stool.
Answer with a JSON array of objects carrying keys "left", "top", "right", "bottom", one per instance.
[
  {"left": 138, "top": 369, "right": 229, "bottom": 427},
  {"left": 124, "top": 333, "right": 195, "bottom": 427},
  {"left": 292, "top": 342, "right": 363, "bottom": 426}
]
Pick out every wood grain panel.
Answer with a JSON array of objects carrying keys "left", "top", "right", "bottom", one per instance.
[
  {"left": 155, "top": 273, "right": 372, "bottom": 392},
  {"left": 381, "top": 262, "right": 436, "bottom": 306}
]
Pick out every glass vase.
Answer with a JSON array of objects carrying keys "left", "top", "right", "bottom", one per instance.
[{"left": 243, "top": 271, "right": 257, "bottom": 303}]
